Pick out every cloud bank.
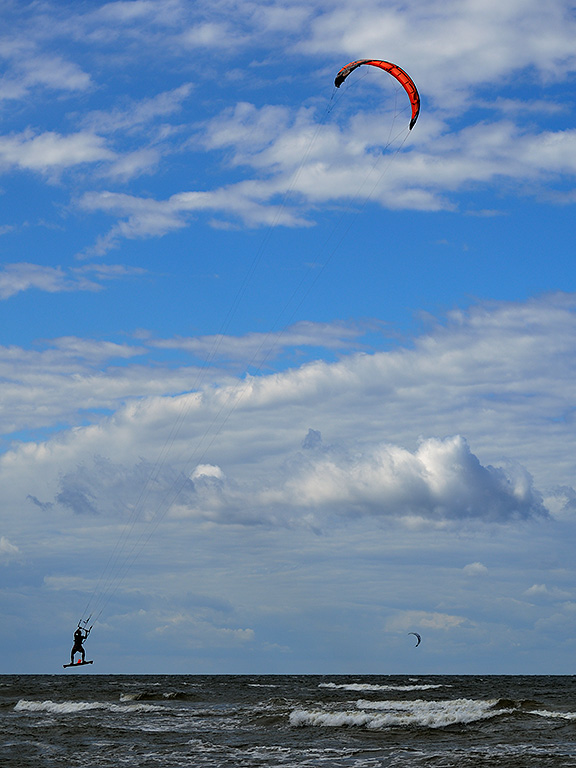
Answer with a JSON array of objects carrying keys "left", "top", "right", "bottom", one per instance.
[
  {"left": 3, "top": 293, "right": 573, "bottom": 530},
  {"left": 47, "top": 434, "right": 546, "bottom": 530}
]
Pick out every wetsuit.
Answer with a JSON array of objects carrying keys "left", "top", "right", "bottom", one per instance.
[{"left": 71, "top": 628, "right": 87, "bottom": 663}]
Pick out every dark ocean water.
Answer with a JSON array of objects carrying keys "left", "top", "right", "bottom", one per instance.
[{"left": 2, "top": 674, "right": 576, "bottom": 767}]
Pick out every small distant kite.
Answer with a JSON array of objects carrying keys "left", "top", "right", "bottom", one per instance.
[
  {"left": 334, "top": 59, "right": 420, "bottom": 131},
  {"left": 408, "top": 632, "right": 421, "bottom": 647}
]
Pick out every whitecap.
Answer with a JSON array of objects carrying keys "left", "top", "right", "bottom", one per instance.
[
  {"left": 291, "top": 697, "right": 510, "bottom": 730},
  {"left": 319, "top": 682, "right": 443, "bottom": 692},
  {"left": 529, "top": 709, "right": 576, "bottom": 721},
  {"left": 15, "top": 699, "right": 165, "bottom": 715}
]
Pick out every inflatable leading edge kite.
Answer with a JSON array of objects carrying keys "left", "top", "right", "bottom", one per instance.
[{"left": 334, "top": 59, "right": 420, "bottom": 130}]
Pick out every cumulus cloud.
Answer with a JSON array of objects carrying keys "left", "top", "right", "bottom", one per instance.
[
  {"left": 256, "top": 435, "right": 547, "bottom": 524},
  {"left": 191, "top": 464, "right": 224, "bottom": 480},
  {"left": 45, "top": 433, "right": 546, "bottom": 529},
  {"left": 524, "top": 584, "right": 572, "bottom": 601},
  {"left": 464, "top": 562, "right": 488, "bottom": 577}
]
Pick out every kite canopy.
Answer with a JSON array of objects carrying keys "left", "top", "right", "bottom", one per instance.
[{"left": 334, "top": 59, "right": 420, "bottom": 130}]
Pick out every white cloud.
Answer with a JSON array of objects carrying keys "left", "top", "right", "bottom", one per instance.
[
  {"left": 1, "top": 0, "right": 575, "bottom": 248},
  {"left": 0, "top": 126, "right": 163, "bottom": 183},
  {"left": 78, "top": 182, "right": 313, "bottom": 253},
  {"left": 18, "top": 54, "right": 92, "bottom": 92},
  {"left": 0, "top": 346, "right": 199, "bottom": 441},
  {"left": 75, "top": 106, "right": 576, "bottom": 247},
  {"left": 102, "top": 148, "right": 161, "bottom": 180},
  {"left": 385, "top": 610, "right": 469, "bottom": 632},
  {"left": 78, "top": 0, "right": 576, "bottom": 99},
  {"left": 464, "top": 562, "right": 488, "bottom": 577},
  {"left": 4, "top": 1, "right": 576, "bottom": 109},
  {"left": 45, "top": 433, "right": 545, "bottom": 529},
  {"left": 524, "top": 584, "right": 572, "bottom": 601},
  {"left": 78, "top": 191, "right": 191, "bottom": 246},
  {"left": 255, "top": 435, "right": 546, "bottom": 524},
  {"left": 0, "top": 34, "right": 91, "bottom": 102},
  {"left": 0, "top": 262, "right": 144, "bottom": 299},
  {"left": 50, "top": 337, "right": 145, "bottom": 363},
  {"left": 4, "top": 295, "right": 576, "bottom": 535},
  {"left": 79, "top": 84, "right": 194, "bottom": 134},
  {"left": 180, "top": 22, "right": 242, "bottom": 49},
  {"left": 0, "top": 130, "right": 113, "bottom": 173},
  {"left": 0, "top": 319, "right": 368, "bottom": 442},
  {"left": 0, "top": 263, "right": 98, "bottom": 299},
  {"left": 93, "top": 0, "right": 179, "bottom": 24},
  {"left": 2, "top": 293, "right": 576, "bottom": 497},
  {"left": 191, "top": 464, "right": 224, "bottom": 480},
  {"left": 0, "top": 536, "right": 19, "bottom": 556},
  {"left": 298, "top": 0, "right": 576, "bottom": 101},
  {"left": 152, "top": 321, "right": 369, "bottom": 366}
]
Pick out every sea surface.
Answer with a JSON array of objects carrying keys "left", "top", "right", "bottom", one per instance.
[{"left": 2, "top": 674, "right": 576, "bottom": 767}]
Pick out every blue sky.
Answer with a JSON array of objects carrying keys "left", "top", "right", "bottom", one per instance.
[{"left": 2, "top": 0, "right": 576, "bottom": 674}]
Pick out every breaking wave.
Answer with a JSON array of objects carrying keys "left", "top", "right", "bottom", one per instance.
[
  {"left": 291, "top": 697, "right": 510, "bottom": 730},
  {"left": 15, "top": 699, "right": 164, "bottom": 715},
  {"left": 530, "top": 708, "right": 576, "bottom": 721},
  {"left": 319, "top": 682, "right": 444, "bottom": 692}
]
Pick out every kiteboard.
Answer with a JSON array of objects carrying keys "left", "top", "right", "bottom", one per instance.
[{"left": 63, "top": 660, "right": 93, "bottom": 668}]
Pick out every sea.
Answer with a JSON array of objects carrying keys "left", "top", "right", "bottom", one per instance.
[{"left": 2, "top": 674, "right": 576, "bottom": 767}]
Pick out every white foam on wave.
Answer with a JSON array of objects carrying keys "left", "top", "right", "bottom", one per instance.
[
  {"left": 319, "top": 682, "right": 443, "bottom": 692},
  {"left": 530, "top": 708, "right": 576, "bottom": 721},
  {"left": 291, "top": 697, "right": 509, "bottom": 730},
  {"left": 15, "top": 699, "right": 164, "bottom": 715}
]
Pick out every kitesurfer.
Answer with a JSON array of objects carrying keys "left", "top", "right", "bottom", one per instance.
[{"left": 70, "top": 625, "right": 89, "bottom": 664}]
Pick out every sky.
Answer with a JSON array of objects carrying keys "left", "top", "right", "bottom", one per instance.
[{"left": 1, "top": 0, "right": 576, "bottom": 675}]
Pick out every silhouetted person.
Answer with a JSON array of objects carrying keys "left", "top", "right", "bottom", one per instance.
[{"left": 71, "top": 626, "right": 88, "bottom": 664}]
